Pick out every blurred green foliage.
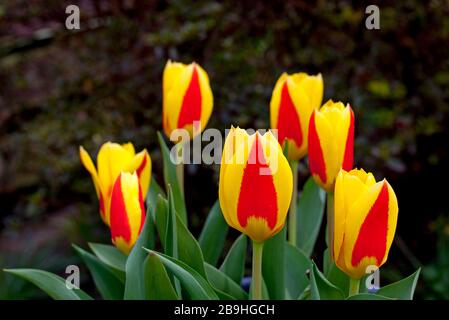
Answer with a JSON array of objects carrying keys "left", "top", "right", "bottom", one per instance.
[{"left": 0, "top": 0, "right": 448, "bottom": 299}]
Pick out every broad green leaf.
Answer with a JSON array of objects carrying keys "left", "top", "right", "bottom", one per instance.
[
  {"left": 204, "top": 263, "right": 248, "bottom": 300},
  {"left": 249, "top": 277, "right": 270, "bottom": 300},
  {"left": 284, "top": 243, "right": 311, "bottom": 299},
  {"left": 73, "top": 245, "right": 124, "bottom": 300},
  {"left": 157, "top": 132, "right": 187, "bottom": 225},
  {"left": 310, "top": 262, "right": 345, "bottom": 300},
  {"left": 219, "top": 234, "right": 247, "bottom": 284},
  {"left": 262, "top": 227, "right": 286, "bottom": 299},
  {"left": 124, "top": 205, "right": 156, "bottom": 299},
  {"left": 145, "top": 250, "right": 218, "bottom": 300},
  {"left": 154, "top": 194, "right": 169, "bottom": 249},
  {"left": 4, "top": 269, "right": 92, "bottom": 300},
  {"left": 198, "top": 201, "right": 229, "bottom": 266},
  {"left": 376, "top": 268, "right": 421, "bottom": 300},
  {"left": 88, "top": 243, "right": 126, "bottom": 273},
  {"left": 143, "top": 253, "right": 178, "bottom": 300},
  {"left": 146, "top": 175, "right": 166, "bottom": 221},
  {"left": 296, "top": 177, "right": 326, "bottom": 256},
  {"left": 347, "top": 293, "right": 394, "bottom": 300},
  {"left": 214, "top": 288, "right": 236, "bottom": 300},
  {"left": 323, "top": 248, "right": 349, "bottom": 296}
]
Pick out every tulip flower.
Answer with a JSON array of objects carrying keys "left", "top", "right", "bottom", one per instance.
[
  {"left": 308, "top": 100, "right": 354, "bottom": 192},
  {"left": 162, "top": 60, "right": 213, "bottom": 140},
  {"left": 79, "top": 142, "right": 151, "bottom": 225},
  {"left": 219, "top": 127, "right": 293, "bottom": 299},
  {"left": 269, "top": 72, "right": 323, "bottom": 245},
  {"left": 308, "top": 99, "right": 354, "bottom": 192},
  {"left": 109, "top": 172, "right": 146, "bottom": 254},
  {"left": 333, "top": 169, "right": 398, "bottom": 294},
  {"left": 270, "top": 72, "right": 323, "bottom": 161}
]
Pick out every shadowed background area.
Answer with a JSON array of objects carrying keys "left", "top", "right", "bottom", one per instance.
[{"left": 0, "top": 0, "right": 448, "bottom": 299}]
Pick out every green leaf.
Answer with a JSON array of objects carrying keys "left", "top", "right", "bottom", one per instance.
[
  {"left": 284, "top": 243, "right": 312, "bottom": 299},
  {"left": 124, "top": 205, "right": 156, "bottom": 299},
  {"left": 198, "top": 200, "right": 229, "bottom": 266},
  {"left": 88, "top": 243, "right": 126, "bottom": 273},
  {"left": 143, "top": 253, "right": 178, "bottom": 300},
  {"left": 296, "top": 177, "right": 326, "bottom": 256},
  {"left": 310, "top": 262, "right": 345, "bottom": 300},
  {"left": 323, "top": 248, "right": 349, "bottom": 296},
  {"left": 157, "top": 132, "right": 187, "bottom": 225},
  {"left": 347, "top": 293, "right": 394, "bottom": 300},
  {"left": 376, "top": 268, "right": 421, "bottom": 300},
  {"left": 145, "top": 250, "right": 218, "bottom": 300},
  {"left": 4, "top": 269, "right": 93, "bottom": 300},
  {"left": 219, "top": 234, "right": 247, "bottom": 284},
  {"left": 204, "top": 263, "right": 248, "bottom": 300},
  {"left": 249, "top": 277, "right": 270, "bottom": 300},
  {"left": 146, "top": 175, "right": 166, "bottom": 221},
  {"left": 73, "top": 245, "right": 124, "bottom": 300},
  {"left": 262, "top": 227, "right": 286, "bottom": 299},
  {"left": 154, "top": 194, "right": 169, "bottom": 249}
]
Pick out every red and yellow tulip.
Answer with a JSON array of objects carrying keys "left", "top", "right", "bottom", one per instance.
[
  {"left": 270, "top": 72, "right": 323, "bottom": 160},
  {"left": 163, "top": 60, "right": 213, "bottom": 140},
  {"left": 79, "top": 142, "right": 151, "bottom": 225},
  {"left": 333, "top": 169, "right": 398, "bottom": 279},
  {"left": 308, "top": 100, "right": 354, "bottom": 191},
  {"left": 109, "top": 172, "right": 146, "bottom": 254},
  {"left": 218, "top": 127, "right": 293, "bottom": 243}
]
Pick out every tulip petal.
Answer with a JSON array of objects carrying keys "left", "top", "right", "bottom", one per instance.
[
  {"left": 177, "top": 65, "right": 202, "bottom": 133},
  {"left": 128, "top": 149, "right": 152, "bottom": 200},
  {"left": 342, "top": 106, "right": 354, "bottom": 171},
  {"left": 308, "top": 111, "right": 328, "bottom": 187}
]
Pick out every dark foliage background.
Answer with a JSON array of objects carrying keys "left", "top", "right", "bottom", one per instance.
[{"left": 0, "top": 0, "right": 448, "bottom": 299}]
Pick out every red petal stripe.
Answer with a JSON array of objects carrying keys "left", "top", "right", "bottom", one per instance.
[
  {"left": 136, "top": 153, "right": 147, "bottom": 178},
  {"left": 177, "top": 66, "right": 202, "bottom": 129},
  {"left": 138, "top": 183, "right": 146, "bottom": 234},
  {"left": 351, "top": 182, "right": 389, "bottom": 266},
  {"left": 277, "top": 82, "right": 303, "bottom": 148},
  {"left": 237, "top": 135, "right": 278, "bottom": 230},
  {"left": 308, "top": 112, "right": 327, "bottom": 183},
  {"left": 110, "top": 175, "right": 131, "bottom": 242},
  {"left": 342, "top": 106, "right": 354, "bottom": 170}
]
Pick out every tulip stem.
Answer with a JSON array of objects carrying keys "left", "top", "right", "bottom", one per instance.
[
  {"left": 349, "top": 278, "right": 360, "bottom": 296},
  {"left": 326, "top": 192, "right": 334, "bottom": 263},
  {"left": 176, "top": 142, "right": 184, "bottom": 194},
  {"left": 288, "top": 160, "right": 299, "bottom": 246},
  {"left": 251, "top": 241, "right": 264, "bottom": 300}
]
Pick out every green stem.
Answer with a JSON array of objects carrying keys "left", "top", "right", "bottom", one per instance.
[
  {"left": 288, "top": 160, "right": 299, "bottom": 246},
  {"left": 349, "top": 278, "right": 360, "bottom": 296},
  {"left": 326, "top": 192, "right": 334, "bottom": 263},
  {"left": 252, "top": 241, "right": 264, "bottom": 300},
  {"left": 175, "top": 142, "right": 184, "bottom": 194}
]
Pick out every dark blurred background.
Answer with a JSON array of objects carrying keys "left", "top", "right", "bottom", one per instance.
[{"left": 0, "top": 0, "right": 448, "bottom": 299}]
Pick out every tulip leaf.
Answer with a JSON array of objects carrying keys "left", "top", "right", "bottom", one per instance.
[
  {"left": 157, "top": 132, "right": 187, "bottom": 225},
  {"left": 124, "top": 205, "right": 156, "bottom": 299},
  {"left": 346, "top": 293, "right": 394, "bottom": 300},
  {"left": 73, "top": 245, "right": 124, "bottom": 300},
  {"left": 248, "top": 277, "right": 270, "bottom": 300},
  {"left": 4, "top": 269, "right": 93, "bottom": 300},
  {"left": 219, "top": 234, "right": 247, "bottom": 285},
  {"left": 144, "top": 250, "right": 218, "bottom": 300},
  {"left": 146, "top": 174, "right": 166, "bottom": 222},
  {"left": 154, "top": 194, "right": 169, "bottom": 249},
  {"left": 376, "top": 268, "right": 421, "bottom": 300},
  {"left": 323, "top": 248, "right": 349, "bottom": 296},
  {"left": 198, "top": 200, "right": 229, "bottom": 266},
  {"left": 204, "top": 263, "right": 248, "bottom": 300},
  {"left": 284, "top": 242, "right": 312, "bottom": 299},
  {"left": 143, "top": 252, "right": 178, "bottom": 300},
  {"left": 88, "top": 243, "right": 127, "bottom": 273},
  {"left": 296, "top": 177, "right": 326, "bottom": 256},
  {"left": 310, "top": 262, "right": 345, "bottom": 300},
  {"left": 262, "top": 227, "right": 286, "bottom": 299}
]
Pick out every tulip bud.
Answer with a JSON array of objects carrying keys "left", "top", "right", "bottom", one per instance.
[
  {"left": 218, "top": 127, "right": 293, "bottom": 243},
  {"left": 79, "top": 142, "right": 151, "bottom": 225},
  {"left": 308, "top": 100, "right": 354, "bottom": 191},
  {"left": 162, "top": 60, "right": 213, "bottom": 140},
  {"left": 333, "top": 169, "right": 398, "bottom": 279},
  {"left": 109, "top": 172, "right": 146, "bottom": 254},
  {"left": 270, "top": 72, "right": 323, "bottom": 160}
]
